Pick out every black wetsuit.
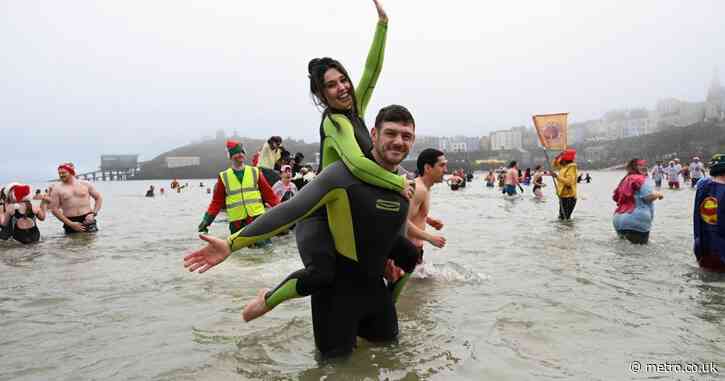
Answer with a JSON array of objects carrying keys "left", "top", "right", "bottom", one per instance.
[{"left": 226, "top": 162, "right": 419, "bottom": 356}]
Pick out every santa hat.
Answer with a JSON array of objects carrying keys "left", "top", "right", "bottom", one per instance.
[
  {"left": 58, "top": 162, "right": 76, "bottom": 176},
  {"left": 4, "top": 183, "right": 31, "bottom": 203},
  {"left": 226, "top": 140, "right": 245, "bottom": 158}
]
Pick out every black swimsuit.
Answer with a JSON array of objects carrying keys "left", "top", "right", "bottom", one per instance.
[
  {"left": 63, "top": 213, "right": 98, "bottom": 234},
  {"left": 8, "top": 207, "right": 40, "bottom": 244}
]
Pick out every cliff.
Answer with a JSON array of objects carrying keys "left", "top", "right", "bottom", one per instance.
[
  {"left": 575, "top": 121, "right": 725, "bottom": 169},
  {"left": 134, "top": 136, "right": 318, "bottom": 180}
]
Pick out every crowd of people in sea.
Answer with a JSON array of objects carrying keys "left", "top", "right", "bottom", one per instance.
[{"left": 2, "top": 0, "right": 724, "bottom": 359}]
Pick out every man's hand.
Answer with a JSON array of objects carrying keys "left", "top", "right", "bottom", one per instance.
[
  {"left": 373, "top": 0, "right": 388, "bottom": 22},
  {"left": 428, "top": 234, "right": 446, "bottom": 248},
  {"left": 400, "top": 180, "right": 415, "bottom": 200},
  {"left": 183, "top": 234, "right": 232, "bottom": 273},
  {"left": 84, "top": 214, "right": 96, "bottom": 224},
  {"left": 69, "top": 222, "right": 86, "bottom": 232},
  {"left": 427, "top": 217, "right": 443, "bottom": 230},
  {"left": 384, "top": 259, "right": 403, "bottom": 283}
]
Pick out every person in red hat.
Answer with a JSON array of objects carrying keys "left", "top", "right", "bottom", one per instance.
[
  {"left": 197, "top": 140, "right": 279, "bottom": 235},
  {"left": 48, "top": 163, "right": 103, "bottom": 234},
  {"left": 550, "top": 148, "right": 578, "bottom": 220},
  {"left": 0, "top": 183, "right": 47, "bottom": 244}
]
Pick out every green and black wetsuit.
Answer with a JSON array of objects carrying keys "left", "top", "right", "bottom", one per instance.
[
  {"left": 227, "top": 161, "right": 419, "bottom": 356},
  {"left": 226, "top": 20, "right": 411, "bottom": 306}
]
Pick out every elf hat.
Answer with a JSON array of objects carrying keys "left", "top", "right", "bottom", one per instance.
[{"left": 226, "top": 140, "right": 245, "bottom": 158}]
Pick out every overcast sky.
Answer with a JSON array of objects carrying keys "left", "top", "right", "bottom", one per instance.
[{"left": 1, "top": 0, "right": 724, "bottom": 183}]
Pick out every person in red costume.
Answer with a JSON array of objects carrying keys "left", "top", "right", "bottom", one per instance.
[
  {"left": 612, "top": 158, "right": 663, "bottom": 244},
  {"left": 197, "top": 140, "right": 279, "bottom": 235}
]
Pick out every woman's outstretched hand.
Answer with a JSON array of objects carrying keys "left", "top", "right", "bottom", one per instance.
[
  {"left": 373, "top": 0, "right": 388, "bottom": 22},
  {"left": 183, "top": 234, "right": 232, "bottom": 273}
]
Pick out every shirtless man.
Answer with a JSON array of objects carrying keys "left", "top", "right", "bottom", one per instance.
[
  {"left": 503, "top": 160, "right": 520, "bottom": 196},
  {"left": 406, "top": 148, "right": 447, "bottom": 260},
  {"left": 49, "top": 163, "right": 103, "bottom": 234}
]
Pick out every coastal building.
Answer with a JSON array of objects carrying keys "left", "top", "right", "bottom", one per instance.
[
  {"left": 654, "top": 98, "right": 705, "bottom": 129},
  {"left": 479, "top": 136, "right": 490, "bottom": 151},
  {"left": 489, "top": 128, "right": 523, "bottom": 151},
  {"left": 583, "top": 146, "right": 607, "bottom": 163}
]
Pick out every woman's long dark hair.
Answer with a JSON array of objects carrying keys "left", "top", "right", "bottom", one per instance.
[{"left": 308, "top": 57, "right": 360, "bottom": 124}]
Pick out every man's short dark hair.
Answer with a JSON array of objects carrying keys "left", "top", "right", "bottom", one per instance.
[
  {"left": 374, "top": 104, "right": 415, "bottom": 130},
  {"left": 417, "top": 148, "right": 444, "bottom": 175}
]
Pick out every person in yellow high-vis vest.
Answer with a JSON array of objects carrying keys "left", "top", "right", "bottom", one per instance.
[{"left": 198, "top": 140, "right": 280, "bottom": 234}]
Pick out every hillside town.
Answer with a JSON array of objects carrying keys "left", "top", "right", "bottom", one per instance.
[{"left": 407, "top": 69, "right": 725, "bottom": 167}]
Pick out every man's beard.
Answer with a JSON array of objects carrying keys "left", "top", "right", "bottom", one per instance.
[{"left": 376, "top": 145, "right": 407, "bottom": 167}]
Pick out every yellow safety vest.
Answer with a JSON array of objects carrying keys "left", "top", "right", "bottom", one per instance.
[{"left": 220, "top": 166, "right": 265, "bottom": 222}]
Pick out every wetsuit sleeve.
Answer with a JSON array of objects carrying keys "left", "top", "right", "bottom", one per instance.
[
  {"left": 226, "top": 165, "right": 343, "bottom": 252},
  {"left": 356, "top": 20, "right": 387, "bottom": 117},
  {"left": 322, "top": 114, "right": 405, "bottom": 192},
  {"left": 206, "top": 176, "right": 226, "bottom": 217},
  {"left": 258, "top": 172, "right": 280, "bottom": 208}
]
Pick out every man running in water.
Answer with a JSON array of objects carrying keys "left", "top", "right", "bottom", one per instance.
[
  {"left": 406, "top": 148, "right": 447, "bottom": 262},
  {"left": 49, "top": 163, "right": 103, "bottom": 234},
  {"left": 184, "top": 105, "right": 419, "bottom": 357}
]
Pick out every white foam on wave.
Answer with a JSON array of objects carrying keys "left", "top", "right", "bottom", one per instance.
[{"left": 412, "top": 261, "right": 488, "bottom": 283}]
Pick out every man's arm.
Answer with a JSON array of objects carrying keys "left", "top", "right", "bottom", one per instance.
[
  {"left": 406, "top": 187, "right": 445, "bottom": 247},
  {"left": 405, "top": 186, "right": 427, "bottom": 241},
  {"left": 87, "top": 182, "right": 102, "bottom": 214},
  {"left": 425, "top": 216, "right": 443, "bottom": 230},
  {"left": 35, "top": 202, "right": 47, "bottom": 221},
  {"left": 198, "top": 177, "right": 225, "bottom": 232},
  {"left": 258, "top": 172, "right": 280, "bottom": 208}
]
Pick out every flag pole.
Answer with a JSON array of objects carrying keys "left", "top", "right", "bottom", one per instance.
[{"left": 543, "top": 149, "right": 561, "bottom": 198}]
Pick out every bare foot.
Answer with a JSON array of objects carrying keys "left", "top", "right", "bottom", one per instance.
[{"left": 242, "top": 288, "right": 272, "bottom": 322}]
